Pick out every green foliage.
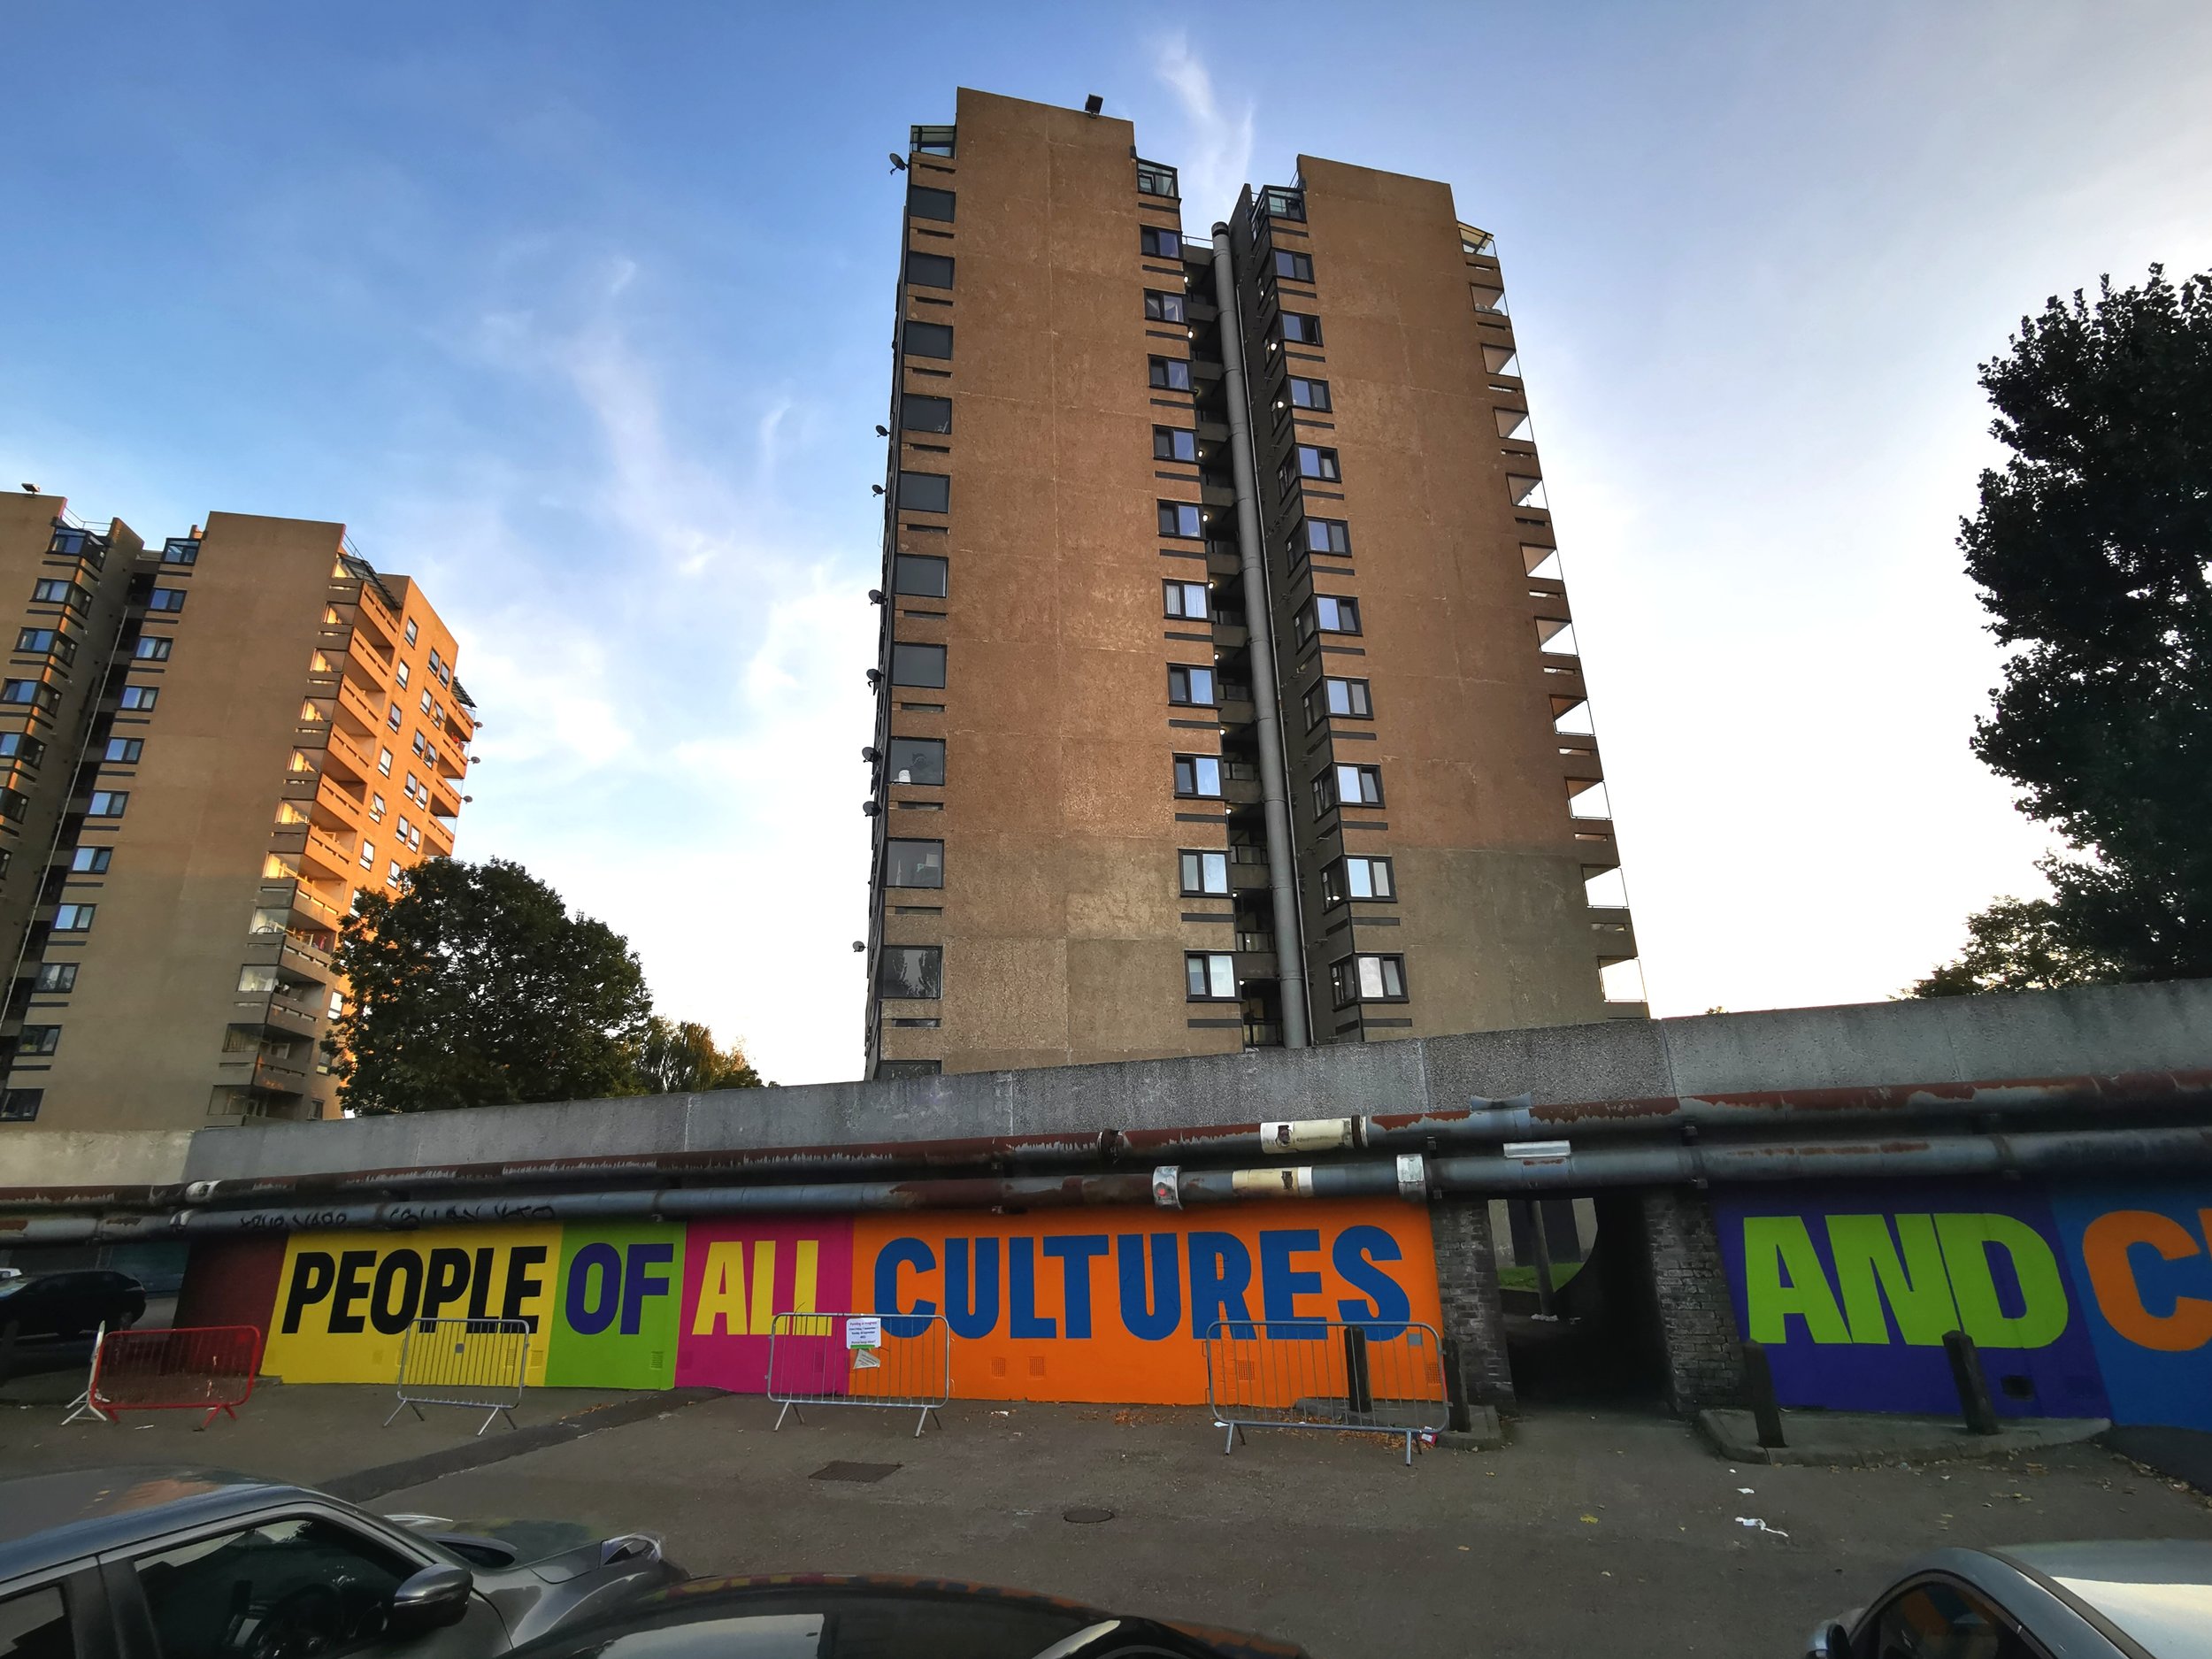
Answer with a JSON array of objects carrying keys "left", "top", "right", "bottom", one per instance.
[
  {"left": 1920, "top": 265, "right": 2212, "bottom": 994},
  {"left": 1909, "top": 896, "right": 2127, "bottom": 998},
  {"left": 634, "top": 1016, "right": 763, "bottom": 1094},
  {"left": 330, "top": 856, "right": 652, "bottom": 1113}
]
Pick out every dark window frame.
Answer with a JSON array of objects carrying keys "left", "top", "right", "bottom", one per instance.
[
  {"left": 1157, "top": 501, "right": 1203, "bottom": 540},
  {"left": 904, "top": 320, "right": 954, "bottom": 360},
  {"left": 885, "top": 735, "right": 945, "bottom": 786},
  {"left": 1148, "top": 357, "right": 1193, "bottom": 392},
  {"left": 1140, "top": 225, "right": 1181, "bottom": 258},
  {"left": 883, "top": 838, "right": 945, "bottom": 889},
  {"left": 1166, "top": 664, "right": 1217, "bottom": 707},
  {"left": 1179, "top": 849, "right": 1230, "bottom": 896},
  {"left": 901, "top": 394, "right": 953, "bottom": 434},
  {"left": 878, "top": 945, "right": 944, "bottom": 1001},
  {"left": 1185, "top": 950, "right": 1238, "bottom": 1002},
  {"left": 893, "top": 554, "right": 949, "bottom": 597},
  {"left": 896, "top": 471, "right": 951, "bottom": 514},
  {"left": 889, "top": 642, "right": 948, "bottom": 688},
  {"left": 1172, "top": 754, "right": 1223, "bottom": 799},
  {"left": 1143, "top": 289, "right": 1187, "bottom": 324},
  {"left": 907, "top": 251, "right": 955, "bottom": 288},
  {"left": 907, "top": 185, "right": 956, "bottom": 223}
]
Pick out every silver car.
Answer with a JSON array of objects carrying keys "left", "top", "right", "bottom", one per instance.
[
  {"left": 0, "top": 1467, "right": 680, "bottom": 1659},
  {"left": 1808, "top": 1542, "right": 2212, "bottom": 1658}
]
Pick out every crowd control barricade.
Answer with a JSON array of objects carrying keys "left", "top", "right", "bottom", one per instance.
[
  {"left": 1206, "top": 1317, "right": 1449, "bottom": 1465},
  {"left": 70, "top": 1325, "right": 264, "bottom": 1429},
  {"left": 767, "top": 1311, "right": 949, "bottom": 1437},
  {"left": 386, "top": 1317, "right": 530, "bottom": 1435}
]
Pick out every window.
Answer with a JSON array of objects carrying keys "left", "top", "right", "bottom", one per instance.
[
  {"left": 103, "top": 737, "right": 143, "bottom": 764},
  {"left": 358, "top": 839, "right": 375, "bottom": 870},
  {"left": 1179, "top": 849, "right": 1229, "bottom": 895},
  {"left": 394, "top": 660, "right": 410, "bottom": 688},
  {"left": 891, "top": 642, "right": 947, "bottom": 687},
  {"left": 35, "top": 963, "right": 77, "bottom": 993},
  {"left": 377, "top": 747, "right": 393, "bottom": 775},
  {"left": 386, "top": 702, "right": 403, "bottom": 732},
  {"left": 892, "top": 554, "right": 949, "bottom": 598},
  {"left": 879, "top": 945, "right": 942, "bottom": 1000},
  {"left": 87, "top": 791, "right": 127, "bottom": 817},
  {"left": 1300, "top": 594, "right": 1361, "bottom": 639},
  {"left": 907, "top": 251, "right": 955, "bottom": 288},
  {"left": 1163, "top": 580, "right": 1208, "bottom": 619},
  {"left": 160, "top": 536, "right": 201, "bottom": 565},
  {"left": 134, "top": 1517, "right": 414, "bottom": 1659},
  {"left": 404, "top": 618, "right": 419, "bottom": 645},
  {"left": 52, "top": 904, "right": 94, "bottom": 932},
  {"left": 1315, "top": 763, "right": 1383, "bottom": 813},
  {"left": 121, "top": 684, "right": 158, "bottom": 710},
  {"left": 134, "top": 635, "right": 172, "bottom": 661},
  {"left": 886, "top": 736, "right": 945, "bottom": 785},
  {"left": 1297, "top": 445, "right": 1341, "bottom": 480},
  {"left": 901, "top": 394, "right": 953, "bottom": 434},
  {"left": 22, "top": 1026, "right": 67, "bottom": 1057},
  {"left": 1862, "top": 1580, "right": 2042, "bottom": 1659},
  {"left": 1333, "top": 953, "right": 1408, "bottom": 1005},
  {"left": 31, "top": 579, "right": 76, "bottom": 604},
  {"left": 1305, "top": 518, "right": 1352, "bottom": 556},
  {"left": 1262, "top": 187, "right": 1305, "bottom": 221},
  {"left": 0, "top": 787, "right": 24, "bottom": 823},
  {"left": 1167, "top": 664, "right": 1216, "bottom": 706},
  {"left": 1325, "top": 856, "right": 1396, "bottom": 903},
  {"left": 1143, "top": 289, "right": 1187, "bottom": 323},
  {"left": 427, "top": 648, "right": 449, "bottom": 684},
  {"left": 1289, "top": 377, "right": 1332, "bottom": 411},
  {"left": 1153, "top": 426, "right": 1197, "bottom": 464},
  {"left": 911, "top": 123, "right": 956, "bottom": 157},
  {"left": 388, "top": 860, "right": 403, "bottom": 885},
  {"left": 1273, "top": 249, "right": 1315, "bottom": 282},
  {"left": 369, "top": 793, "right": 386, "bottom": 822},
  {"left": 1148, "top": 357, "right": 1192, "bottom": 392},
  {"left": 908, "top": 185, "right": 956, "bottom": 222},
  {"left": 1306, "top": 676, "right": 1371, "bottom": 724},
  {"left": 0, "top": 733, "right": 45, "bottom": 767},
  {"left": 885, "top": 839, "right": 944, "bottom": 887},
  {"left": 0, "top": 1088, "right": 41, "bottom": 1121},
  {"left": 14, "top": 629, "right": 55, "bottom": 654},
  {"left": 877, "top": 1058, "right": 941, "bottom": 1078},
  {"left": 0, "top": 680, "right": 39, "bottom": 707},
  {"left": 1140, "top": 225, "right": 1181, "bottom": 258},
  {"left": 1282, "top": 311, "right": 1323, "bottom": 345},
  {"left": 149, "top": 587, "right": 187, "bottom": 612},
  {"left": 1185, "top": 952, "right": 1237, "bottom": 1000},
  {"left": 1172, "top": 754, "right": 1222, "bottom": 798},
  {"left": 904, "top": 320, "right": 953, "bottom": 359},
  {"left": 1157, "top": 501, "right": 1202, "bottom": 539},
  {"left": 419, "top": 688, "right": 434, "bottom": 715},
  {"left": 896, "top": 471, "right": 950, "bottom": 513},
  {"left": 1136, "top": 160, "right": 1179, "bottom": 198},
  {"left": 70, "top": 846, "right": 111, "bottom": 874}
]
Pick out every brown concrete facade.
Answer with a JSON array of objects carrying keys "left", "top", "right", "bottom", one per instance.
[
  {"left": 0, "top": 508, "right": 474, "bottom": 1132},
  {"left": 1233, "top": 159, "right": 1641, "bottom": 1042},
  {"left": 863, "top": 97, "right": 1641, "bottom": 1076}
]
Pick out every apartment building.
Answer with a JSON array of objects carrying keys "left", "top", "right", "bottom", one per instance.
[
  {"left": 0, "top": 500, "right": 474, "bottom": 1130},
  {"left": 863, "top": 89, "right": 1642, "bottom": 1079}
]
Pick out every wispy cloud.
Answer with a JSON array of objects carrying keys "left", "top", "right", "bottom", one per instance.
[{"left": 1151, "top": 33, "right": 1255, "bottom": 219}]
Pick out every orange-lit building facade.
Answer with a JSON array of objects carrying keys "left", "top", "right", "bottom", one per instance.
[{"left": 0, "top": 499, "right": 474, "bottom": 1131}]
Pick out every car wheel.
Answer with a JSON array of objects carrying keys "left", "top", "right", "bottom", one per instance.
[{"left": 116, "top": 1305, "right": 140, "bottom": 1330}]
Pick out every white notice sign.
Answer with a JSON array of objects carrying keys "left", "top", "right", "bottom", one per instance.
[{"left": 846, "top": 1317, "right": 882, "bottom": 1349}]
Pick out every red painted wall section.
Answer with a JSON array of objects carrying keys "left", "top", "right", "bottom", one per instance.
[{"left": 175, "top": 1233, "right": 288, "bottom": 1340}]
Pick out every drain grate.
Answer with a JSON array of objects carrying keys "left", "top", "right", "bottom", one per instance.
[
  {"left": 810, "top": 1461, "right": 902, "bottom": 1484},
  {"left": 1063, "top": 1507, "right": 1115, "bottom": 1525}
]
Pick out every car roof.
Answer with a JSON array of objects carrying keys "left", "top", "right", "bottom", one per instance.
[
  {"left": 1998, "top": 1543, "right": 2212, "bottom": 1659},
  {"left": 0, "top": 1468, "right": 315, "bottom": 1583}
]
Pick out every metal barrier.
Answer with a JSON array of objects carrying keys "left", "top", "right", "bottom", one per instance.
[
  {"left": 385, "top": 1317, "right": 530, "bottom": 1435},
  {"left": 71, "top": 1325, "right": 264, "bottom": 1429},
  {"left": 1206, "top": 1318, "right": 1449, "bottom": 1465},
  {"left": 766, "top": 1311, "right": 949, "bottom": 1437}
]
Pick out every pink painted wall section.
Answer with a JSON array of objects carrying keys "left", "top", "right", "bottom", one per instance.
[{"left": 671, "top": 1216, "right": 854, "bottom": 1392}]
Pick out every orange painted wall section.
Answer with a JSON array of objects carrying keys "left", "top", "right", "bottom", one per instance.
[{"left": 850, "top": 1200, "right": 1441, "bottom": 1403}]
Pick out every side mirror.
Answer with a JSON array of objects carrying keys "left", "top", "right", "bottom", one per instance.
[
  {"left": 389, "top": 1564, "right": 473, "bottom": 1634},
  {"left": 1803, "top": 1621, "right": 1852, "bottom": 1659}
]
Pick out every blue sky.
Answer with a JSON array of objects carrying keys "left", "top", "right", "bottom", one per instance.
[{"left": 6, "top": 2, "right": 2209, "bottom": 1082}]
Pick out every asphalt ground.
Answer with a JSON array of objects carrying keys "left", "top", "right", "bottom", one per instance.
[{"left": 5, "top": 1379, "right": 2211, "bottom": 1658}]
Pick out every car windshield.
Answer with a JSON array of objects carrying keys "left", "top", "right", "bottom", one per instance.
[{"left": 0, "top": 1279, "right": 26, "bottom": 1298}]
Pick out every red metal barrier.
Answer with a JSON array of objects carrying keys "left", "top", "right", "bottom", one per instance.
[{"left": 88, "top": 1325, "right": 262, "bottom": 1428}]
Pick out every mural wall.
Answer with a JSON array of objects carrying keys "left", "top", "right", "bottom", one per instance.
[
  {"left": 1715, "top": 1180, "right": 2212, "bottom": 1430},
  {"left": 256, "top": 1197, "right": 1442, "bottom": 1405}
]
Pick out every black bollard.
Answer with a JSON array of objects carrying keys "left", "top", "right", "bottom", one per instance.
[
  {"left": 1944, "top": 1330, "right": 2001, "bottom": 1436},
  {"left": 1741, "top": 1340, "right": 1786, "bottom": 1449},
  {"left": 1440, "top": 1334, "right": 1471, "bottom": 1432},
  {"left": 1342, "top": 1325, "right": 1374, "bottom": 1416}
]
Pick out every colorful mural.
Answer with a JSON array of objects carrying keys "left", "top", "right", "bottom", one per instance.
[
  {"left": 257, "top": 1198, "right": 1440, "bottom": 1406},
  {"left": 1715, "top": 1180, "right": 2212, "bottom": 1430}
]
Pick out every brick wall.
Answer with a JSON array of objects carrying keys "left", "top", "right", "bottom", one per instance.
[
  {"left": 1639, "top": 1187, "right": 1746, "bottom": 1414},
  {"left": 1429, "top": 1196, "right": 1515, "bottom": 1406}
]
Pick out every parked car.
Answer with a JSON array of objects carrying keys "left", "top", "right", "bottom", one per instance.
[
  {"left": 0, "top": 1271, "right": 144, "bottom": 1340},
  {"left": 1807, "top": 1541, "right": 2212, "bottom": 1658},
  {"left": 506, "top": 1572, "right": 1307, "bottom": 1659},
  {"left": 0, "top": 1468, "right": 682, "bottom": 1659}
]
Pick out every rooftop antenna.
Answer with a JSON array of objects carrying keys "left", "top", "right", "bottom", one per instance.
[{"left": 888, "top": 153, "right": 908, "bottom": 173}]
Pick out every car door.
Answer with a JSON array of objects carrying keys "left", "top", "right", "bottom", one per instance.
[
  {"left": 100, "top": 1508, "right": 506, "bottom": 1659},
  {"left": 1, "top": 1561, "right": 116, "bottom": 1659},
  {"left": 1853, "top": 1575, "right": 2062, "bottom": 1659}
]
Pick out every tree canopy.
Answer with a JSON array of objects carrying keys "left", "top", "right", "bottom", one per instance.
[
  {"left": 330, "top": 856, "right": 654, "bottom": 1113},
  {"left": 1916, "top": 265, "right": 2212, "bottom": 995},
  {"left": 634, "top": 1016, "right": 764, "bottom": 1094}
]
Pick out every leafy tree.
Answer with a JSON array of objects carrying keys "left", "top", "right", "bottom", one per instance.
[
  {"left": 1909, "top": 896, "right": 2126, "bottom": 997},
  {"left": 1916, "top": 265, "right": 2212, "bottom": 994},
  {"left": 330, "top": 857, "right": 652, "bottom": 1113},
  {"left": 633, "top": 1016, "right": 764, "bottom": 1093}
]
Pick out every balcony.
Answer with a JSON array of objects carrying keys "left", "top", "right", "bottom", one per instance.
[
  {"left": 420, "top": 814, "right": 455, "bottom": 855},
  {"left": 427, "top": 770, "right": 461, "bottom": 817},
  {"left": 311, "top": 772, "right": 365, "bottom": 833},
  {"left": 342, "top": 628, "right": 394, "bottom": 687},
  {"left": 334, "top": 674, "right": 380, "bottom": 737},
  {"left": 300, "top": 826, "right": 357, "bottom": 882},
  {"left": 323, "top": 726, "right": 374, "bottom": 784}
]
